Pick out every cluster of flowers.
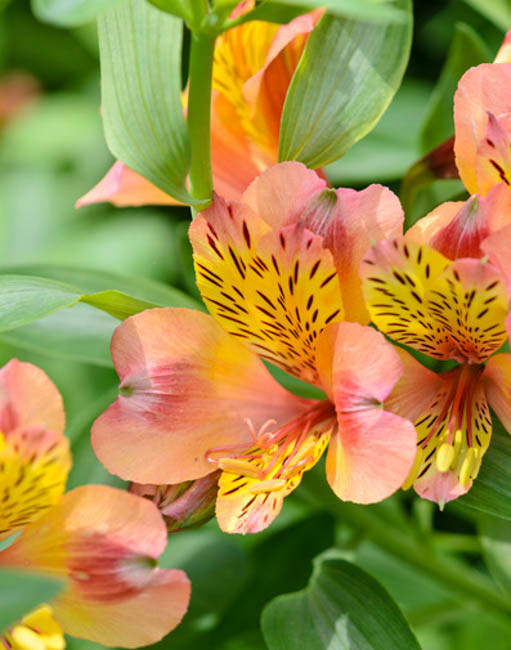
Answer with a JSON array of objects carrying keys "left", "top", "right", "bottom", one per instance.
[{"left": 4, "top": 9, "right": 511, "bottom": 649}]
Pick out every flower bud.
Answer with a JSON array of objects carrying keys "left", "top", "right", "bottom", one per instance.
[{"left": 130, "top": 471, "right": 221, "bottom": 533}]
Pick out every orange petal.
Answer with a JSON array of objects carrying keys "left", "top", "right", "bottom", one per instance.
[
  {"left": 92, "top": 308, "right": 308, "bottom": 484},
  {"left": 483, "top": 352, "right": 511, "bottom": 434},
  {"left": 76, "top": 162, "right": 180, "bottom": 208},
  {"left": 190, "top": 192, "right": 344, "bottom": 384},
  {"left": 454, "top": 63, "right": 511, "bottom": 194},
  {"left": 316, "top": 322, "right": 417, "bottom": 503},
  {"left": 0, "top": 485, "right": 191, "bottom": 648},
  {"left": 0, "top": 360, "right": 70, "bottom": 538}
]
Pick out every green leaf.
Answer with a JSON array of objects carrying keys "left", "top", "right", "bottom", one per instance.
[
  {"left": 146, "top": 0, "right": 191, "bottom": 22},
  {"left": 278, "top": 0, "right": 412, "bottom": 168},
  {"left": 459, "top": 418, "right": 511, "bottom": 520},
  {"left": 0, "top": 275, "right": 80, "bottom": 333},
  {"left": 0, "top": 264, "right": 201, "bottom": 310},
  {"left": 461, "top": 0, "right": 511, "bottom": 31},
  {"left": 267, "top": 0, "right": 406, "bottom": 23},
  {"left": 0, "top": 304, "right": 116, "bottom": 367},
  {"left": 479, "top": 514, "right": 511, "bottom": 597},
  {"left": 420, "top": 23, "right": 489, "bottom": 154},
  {"left": 98, "top": 0, "right": 195, "bottom": 204},
  {"left": 0, "top": 568, "right": 63, "bottom": 630},
  {"left": 31, "top": 0, "right": 124, "bottom": 26},
  {"left": 262, "top": 553, "right": 421, "bottom": 650}
]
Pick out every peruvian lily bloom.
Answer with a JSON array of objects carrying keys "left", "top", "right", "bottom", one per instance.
[
  {"left": 91, "top": 162, "right": 417, "bottom": 534},
  {"left": 361, "top": 187, "right": 511, "bottom": 504},
  {"left": 0, "top": 359, "right": 190, "bottom": 648},
  {"left": 77, "top": 10, "right": 319, "bottom": 208}
]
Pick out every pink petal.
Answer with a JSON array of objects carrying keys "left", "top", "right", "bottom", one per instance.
[
  {"left": 316, "top": 322, "right": 417, "bottom": 503},
  {"left": 481, "top": 222, "right": 511, "bottom": 293},
  {"left": 91, "top": 308, "right": 308, "bottom": 484},
  {"left": 76, "top": 162, "right": 181, "bottom": 208},
  {"left": 454, "top": 63, "right": 511, "bottom": 194},
  {"left": 0, "top": 485, "right": 190, "bottom": 648}
]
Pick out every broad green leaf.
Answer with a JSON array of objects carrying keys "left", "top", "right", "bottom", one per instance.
[
  {"left": 31, "top": 0, "right": 124, "bottom": 26},
  {"left": 0, "top": 275, "right": 80, "bottom": 333},
  {"left": 462, "top": 0, "right": 511, "bottom": 31},
  {"left": 0, "top": 568, "right": 62, "bottom": 630},
  {"left": 278, "top": 0, "right": 412, "bottom": 168},
  {"left": 459, "top": 418, "right": 511, "bottom": 520},
  {"left": 0, "top": 264, "right": 201, "bottom": 310},
  {"left": 479, "top": 514, "right": 511, "bottom": 596},
  {"left": 262, "top": 553, "right": 421, "bottom": 650},
  {"left": 98, "top": 0, "right": 195, "bottom": 204},
  {"left": 420, "top": 23, "right": 489, "bottom": 153},
  {"left": 0, "top": 304, "right": 116, "bottom": 367},
  {"left": 267, "top": 0, "right": 405, "bottom": 23}
]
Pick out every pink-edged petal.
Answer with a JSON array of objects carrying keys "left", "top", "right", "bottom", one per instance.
[
  {"left": 409, "top": 183, "right": 511, "bottom": 259},
  {"left": 475, "top": 112, "right": 511, "bottom": 190},
  {"left": 91, "top": 308, "right": 309, "bottom": 484},
  {"left": 241, "top": 161, "right": 327, "bottom": 229},
  {"left": 385, "top": 347, "right": 446, "bottom": 422},
  {"left": 494, "top": 31, "right": 511, "bottom": 64},
  {"left": 316, "top": 322, "right": 417, "bottom": 503},
  {"left": 483, "top": 352, "right": 511, "bottom": 434},
  {"left": 0, "top": 359, "right": 65, "bottom": 434},
  {"left": 454, "top": 63, "right": 511, "bottom": 194},
  {"left": 0, "top": 485, "right": 191, "bottom": 648},
  {"left": 302, "top": 183, "right": 404, "bottom": 323},
  {"left": 76, "top": 162, "right": 180, "bottom": 208}
]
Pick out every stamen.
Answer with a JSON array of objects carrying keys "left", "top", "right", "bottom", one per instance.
[
  {"left": 249, "top": 479, "right": 287, "bottom": 494},
  {"left": 218, "top": 458, "right": 261, "bottom": 478},
  {"left": 436, "top": 443, "right": 455, "bottom": 472}
]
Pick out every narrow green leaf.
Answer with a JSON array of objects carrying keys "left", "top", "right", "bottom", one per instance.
[
  {"left": 146, "top": 0, "right": 191, "bottom": 22},
  {"left": 459, "top": 418, "right": 511, "bottom": 520},
  {"left": 31, "top": 0, "right": 124, "bottom": 26},
  {"left": 479, "top": 514, "right": 511, "bottom": 597},
  {"left": 98, "top": 0, "right": 195, "bottom": 204},
  {"left": 0, "top": 275, "right": 79, "bottom": 333},
  {"left": 0, "top": 568, "right": 63, "bottom": 630},
  {"left": 267, "top": 0, "right": 405, "bottom": 23},
  {"left": 278, "top": 0, "right": 412, "bottom": 168},
  {"left": 262, "top": 553, "right": 421, "bottom": 650},
  {"left": 420, "top": 23, "right": 489, "bottom": 153},
  {"left": 80, "top": 290, "right": 161, "bottom": 320},
  {"left": 462, "top": 0, "right": 511, "bottom": 31}
]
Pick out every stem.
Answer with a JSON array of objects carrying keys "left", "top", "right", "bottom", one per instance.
[
  {"left": 300, "top": 474, "right": 511, "bottom": 624},
  {"left": 187, "top": 29, "right": 216, "bottom": 214}
]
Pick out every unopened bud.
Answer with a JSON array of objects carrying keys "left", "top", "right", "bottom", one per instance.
[{"left": 130, "top": 471, "right": 221, "bottom": 533}]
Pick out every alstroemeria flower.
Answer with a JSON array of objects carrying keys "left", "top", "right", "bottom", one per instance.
[
  {"left": 92, "top": 162, "right": 417, "bottom": 533},
  {"left": 361, "top": 200, "right": 511, "bottom": 503},
  {"left": 0, "top": 359, "right": 71, "bottom": 540},
  {"left": 454, "top": 31, "right": 511, "bottom": 196},
  {"left": 77, "top": 11, "right": 319, "bottom": 208},
  {"left": 0, "top": 485, "right": 191, "bottom": 648}
]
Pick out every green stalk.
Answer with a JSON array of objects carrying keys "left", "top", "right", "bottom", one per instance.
[
  {"left": 187, "top": 29, "right": 216, "bottom": 214},
  {"left": 300, "top": 476, "right": 511, "bottom": 624}
]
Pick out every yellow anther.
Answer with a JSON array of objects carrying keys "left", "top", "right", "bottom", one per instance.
[
  {"left": 459, "top": 447, "right": 478, "bottom": 487},
  {"left": 402, "top": 447, "right": 424, "bottom": 490},
  {"left": 436, "top": 443, "right": 455, "bottom": 473},
  {"left": 249, "top": 479, "right": 287, "bottom": 494},
  {"left": 218, "top": 458, "right": 260, "bottom": 478}
]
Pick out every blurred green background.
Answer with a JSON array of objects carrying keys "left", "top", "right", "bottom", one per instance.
[{"left": 1, "top": 1, "right": 511, "bottom": 648}]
